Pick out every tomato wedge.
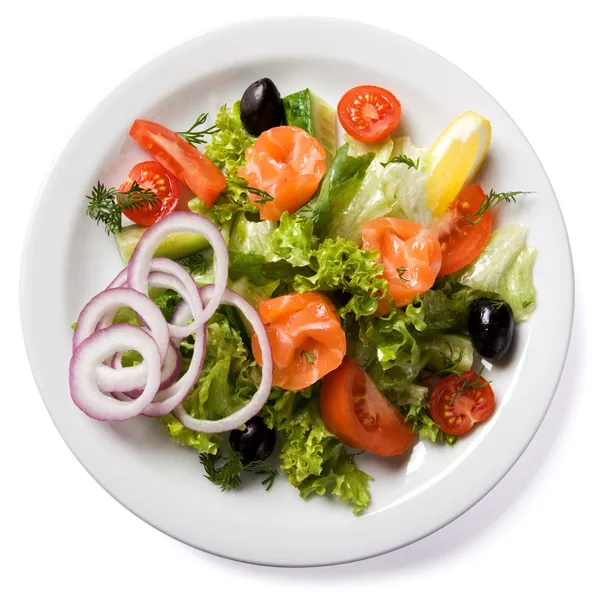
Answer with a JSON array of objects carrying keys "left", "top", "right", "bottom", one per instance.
[
  {"left": 252, "top": 292, "right": 346, "bottom": 390},
  {"left": 129, "top": 119, "right": 226, "bottom": 207},
  {"left": 435, "top": 184, "right": 493, "bottom": 276},
  {"left": 429, "top": 371, "right": 495, "bottom": 436},
  {"left": 362, "top": 217, "right": 442, "bottom": 309},
  {"left": 321, "top": 358, "right": 415, "bottom": 456},
  {"left": 337, "top": 85, "right": 401, "bottom": 143},
  {"left": 118, "top": 161, "right": 180, "bottom": 227},
  {"left": 238, "top": 126, "right": 327, "bottom": 221}
]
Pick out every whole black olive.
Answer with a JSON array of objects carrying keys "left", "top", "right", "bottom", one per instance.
[
  {"left": 229, "top": 416, "right": 276, "bottom": 464},
  {"left": 468, "top": 298, "right": 515, "bottom": 360},
  {"left": 239, "top": 78, "right": 284, "bottom": 136}
]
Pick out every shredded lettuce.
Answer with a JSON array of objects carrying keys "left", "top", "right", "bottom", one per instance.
[
  {"left": 456, "top": 225, "right": 536, "bottom": 320},
  {"left": 296, "top": 144, "right": 375, "bottom": 236},
  {"left": 293, "top": 237, "right": 388, "bottom": 319}
]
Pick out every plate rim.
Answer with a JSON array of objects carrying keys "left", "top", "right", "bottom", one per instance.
[{"left": 20, "top": 16, "right": 575, "bottom": 567}]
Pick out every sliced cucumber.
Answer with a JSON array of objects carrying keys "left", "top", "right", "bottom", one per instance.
[
  {"left": 115, "top": 224, "right": 210, "bottom": 265},
  {"left": 283, "top": 89, "right": 337, "bottom": 165}
]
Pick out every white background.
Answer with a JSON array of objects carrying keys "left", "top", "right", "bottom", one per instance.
[{"left": 2, "top": 1, "right": 598, "bottom": 598}]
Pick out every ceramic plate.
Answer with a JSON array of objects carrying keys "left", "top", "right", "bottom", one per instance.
[{"left": 20, "top": 17, "right": 573, "bottom": 566}]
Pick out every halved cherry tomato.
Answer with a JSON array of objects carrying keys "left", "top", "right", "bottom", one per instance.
[
  {"left": 362, "top": 217, "right": 442, "bottom": 309},
  {"left": 238, "top": 126, "right": 327, "bottom": 221},
  {"left": 321, "top": 358, "right": 415, "bottom": 456},
  {"left": 252, "top": 292, "right": 346, "bottom": 390},
  {"left": 434, "top": 184, "right": 493, "bottom": 276},
  {"left": 430, "top": 371, "right": 495, "bottom": 436},
  {"left": 129, "top": 120, "right": 226, "bottom": 207},
  {"left": 118, "top": 161, "right": 180, "bottom": 227},
  {"left": 337, "top": 85, "right": 401, "bottom": 143}
]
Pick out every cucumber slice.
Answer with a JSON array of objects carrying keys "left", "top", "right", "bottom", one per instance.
[
  {"left": 115, "top": 224, "right": 210, "bottom": 265},
  {"left": 283, "top": 89, "right": 337, "bottom": 165}
]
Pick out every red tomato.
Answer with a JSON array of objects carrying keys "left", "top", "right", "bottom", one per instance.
[
  {"left": 118, "top": 161, "right": 180, "bottom": 227},
  {"left": 435, "top": 184, "right": 493, "bottom": 276},
  {"left": 238, "top": 126, "right": 327, "bottom": 221},
  {"left": 337, "top": 85, "right": 401, "bottom": 143},
  {"left": 129, "top": 120, "right": 226, "bottom": 207},
  {"left": 362, "top": 217, "right": 442, "bottom": 309},
  {"left": 252, "top": 292, "right": 346, "bottom": 390},
  {"left": 429, "top": 371, "right": 495, "bottom": 436},
  {"left": 321, "top": 358, "right": 415, "bottom": 456}
]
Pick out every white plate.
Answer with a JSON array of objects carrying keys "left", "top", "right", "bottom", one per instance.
[{"left": 20, "top": 17, "right": 573, "bottom": 566}]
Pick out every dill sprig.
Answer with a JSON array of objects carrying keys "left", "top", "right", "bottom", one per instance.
[
  {"left": 381, "top": 155, "right": 420, "bottom": 170},
  {"left": 199, "top": 445, "right": 278, "bottom": 492},
  {"left": 176, "top": 112, "right": 220, "bottom": 145},
  {"left": 86, "top": 181, "right": 160, "bottom": 235},
  {"left": 396, "top": 266, "right": 409, "bottom": 283},
  {"left": 226, "top": 176, "right": 274, "bottom": 205},
  {"left": 449, "top": 367, "right": 491, "bottom": 406},
  {"left": 463, "top": 189, "right": 532, "bottom": 225},
  {"left": 301, "top": 350, "right": 316, "bottom": 364}
]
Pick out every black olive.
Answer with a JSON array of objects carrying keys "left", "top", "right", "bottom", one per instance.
[
  {"left": 239, "top": 78, "right": 284, "bottom": 136},
  {"left": 468, "top": 299, "right": 515, "bottom": 360},
  {"left": 229, "top": 416, "right": 276, "bottom": 464}
]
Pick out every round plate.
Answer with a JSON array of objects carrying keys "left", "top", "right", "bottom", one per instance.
[{"left": 20, "top": 17, "right": 573, "bottom": 566}]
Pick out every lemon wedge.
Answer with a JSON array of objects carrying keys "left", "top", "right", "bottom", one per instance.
[{"left": 426, "top": 111, "right": 492, "bottom": 217}]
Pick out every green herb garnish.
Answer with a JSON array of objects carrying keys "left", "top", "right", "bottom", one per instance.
[
  {"left": 381, "top": 155, "right": 420, "bottom": 170},
  {"left": 449, "top": 367, "right": 491, "bottom": 406},
  {"left": 86, "top": 181, "right": 160, "bottom": 235},
  {"left": 226, "top": 176, "right": 274, "bottom": 205},
  {"left": 463, "top": 190, "right": 532, "bottom": 225},
  {"left": 177, "top": 112, "right": 220, "bottom": 145},
  {"left": 301, "top": 350, "right": 316, "bottom": 364},
  {"left": 199, "top": 445, "right": 278, "bottom": 492}
]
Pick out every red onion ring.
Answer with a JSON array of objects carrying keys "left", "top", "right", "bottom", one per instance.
[
  {"left": 127, "top": 213, "right": 228, "bottom": 335},
  {"left": 69, "top": 324, "right": 161, "bottom": 421},
  {"left": 73, "top": 288, "right": 170, "bottom": 393},
  {"left": 111, "top": 340, "right": 182, "bottom": 399},
  {"left": 172, "top": 285, "right": 273, "bottom": 433}
]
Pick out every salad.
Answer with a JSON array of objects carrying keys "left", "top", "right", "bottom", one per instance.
[{"left": 72, "top": 79, "right": 536, "bottom": 514}]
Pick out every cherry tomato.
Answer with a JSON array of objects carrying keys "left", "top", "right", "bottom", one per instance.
[
  {"left": 118, "top": 161, "right": 180, "bottom": 227},
  {"left": 435, "top": 184, "right": 493, "bottom": 276},
  {"left": 238, "top": 126, "right": 327, "bottom": 221},
  {"left": 321, "top": 358, "right": 415, "bottom": 456},
  {"left": 129, "top": 119, "right": 226, "bottom": 207},
  {"left": 252, "top": 292, "right": 346, "bottom": 390},
  {"left": 362, "top": 217, "right": 442, "bottom": 309},
  {"left": 429, "top": 371, "right": 495, "bottom": 436},
  {"left": 337, "top": 85, "right": 401, "bottom": 143}
]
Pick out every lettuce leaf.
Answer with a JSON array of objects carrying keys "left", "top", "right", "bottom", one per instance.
[
  {"left": 296, "top": 144, "right": 375, "bottom": 236},
  {"left": 273, "top": 395, "right": 372, "bottom": 515},
  {"left": 501, "top": 246, "right": 537, "bottom": 321},
  {"left": 401, "top": 400, "right": 456, "bottom": 445},
  {"left": 326, "top": 139, "right": 393, "bottom": 242},
  {"left": 271, "top": 212, "right": 318, "bottom": 267},
  {"left": 229, "top": 250, "right": 300, "bottom": 287},
  {"left": 229, "top": 213, "right": 278, "bottom": 259},
  {"left": 420, "top": 333, "right": 474, "bottom": 373},
  {"left": 355, "top": 308, "right": 424, "bottom": 389},
  {"left": 159, "top": 312, "right": 260, "bottom": 454},
  {"left": 205, "top": 103, "right": 253, "bottom": 178},
  {"left": 456, "top": 225, "right": 537, "bottom": 320},
  {"left": 293, "top": 237, "right": 388, "bottom": 319}
]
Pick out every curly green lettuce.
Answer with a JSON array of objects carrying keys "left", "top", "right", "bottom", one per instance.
[
  {"left": 262, "top": 389, "right": 372, "bottom": 515},
  {"left": 159, "top": 311, "right": 260, "bottom": 455},
  {"left": 293, "top": 237, "right": 388, "bottom": 319}
]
